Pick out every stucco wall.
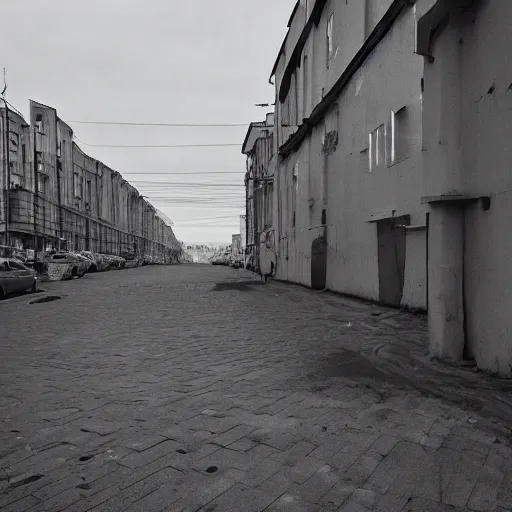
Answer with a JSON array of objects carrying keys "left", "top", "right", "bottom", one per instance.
[
  {"left": 458, "top": 1, "right": 512, "bottom": 375},
  {"left": 274, "top": 3, "right": 427, "bottom": 307}
]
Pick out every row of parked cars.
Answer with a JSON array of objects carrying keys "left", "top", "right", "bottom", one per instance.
[
  {"left": 0, "top": 248, "right": 146, "bottom": 299},
  {"left": 209, "top": 252, "right": 243, "bottom": 269}
]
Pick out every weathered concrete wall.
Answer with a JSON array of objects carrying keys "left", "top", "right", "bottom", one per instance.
[
  {"left": 274, "top": 3, "right": 427, "bottom": 306},
  {"left": 455, "top": 0, "right": 512, "bottom": 374}
]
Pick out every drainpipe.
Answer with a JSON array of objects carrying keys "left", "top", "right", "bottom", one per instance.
[
  {"left": 55, "top": 121, "right": 63, "bottom": 250},
  {"left": 33, "top": 124, "right": 39, "bottom": 256},
  {"left": 2, "top": 102, "right": 10, "bottom": 246}
]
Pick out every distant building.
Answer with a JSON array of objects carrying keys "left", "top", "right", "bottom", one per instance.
[
  {"left": 242, "top": 113, "right": 275, "bottom": 274},
  {"left": 0, "top": 100, "right": 181, "bottom": 263}
]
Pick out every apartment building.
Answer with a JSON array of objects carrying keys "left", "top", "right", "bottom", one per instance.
[{"left": 1, "top": 100, "right": 181, "bottom": 263}]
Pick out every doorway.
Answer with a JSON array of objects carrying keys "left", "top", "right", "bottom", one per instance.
[{"left": 377, "top": 215, "right": 409, "bottom": 307}]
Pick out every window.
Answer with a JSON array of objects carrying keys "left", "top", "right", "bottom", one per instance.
[
  {"left": 10, "top": 173, "right": 23, "bottom": 189},
  {"left": 74, "top": 172, "right": 83, "bottom": 199},
  {"left": 86, "top": 180, "right": 92, "bottom": 205},
  {"left": 369, "top": 124, "right": 387, "bottom": 171},
  {"left": 327, "top": 13, "right": 334, "bottom": 65},
  {"left": 303, "top": 55, "right": 308, "bottom": 118},
  {"left": 57, "top": 123, "right": 62, "bottom": 157},
  {"left": 9, "top": 261, "right": 27, "bottom": 270},
  {"left": 391, "top": 106, "right": 410, "bottom": 165},
  {"left": 264, "top": 183, "right": 273, "bottom": 229},
  {"left": 36, "top": 152, "right": 44, "bottom": 173},
  {"left": 35, "top": 114, "right": 43, "bottom": 133},
  {"left": 37, "top": 175, "right": 47, "bottom": 195},
  {"left": 22, "top": 144, "right": 26, "bottom": 166}
]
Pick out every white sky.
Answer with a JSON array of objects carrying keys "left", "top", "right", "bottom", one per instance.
[{"left": 2, "top": 0, "right": 296, "bottom": 244}]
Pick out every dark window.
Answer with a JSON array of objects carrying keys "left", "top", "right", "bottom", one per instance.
[{"left": 9, "top": 261, "right": 28, "bottom": 270}]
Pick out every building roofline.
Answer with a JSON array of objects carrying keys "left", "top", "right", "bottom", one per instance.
[
  {"left": 241, "top": 121, "right": 266, "bottom": 154},
  {"left": 269, "top": 32, "right": 289, "bottom": 83},
  {"left": 278, "top": 0, "right": 328, "bottom": 103},
  {"left": 279, "top": 0, "right": 412, "bottom": 158}
]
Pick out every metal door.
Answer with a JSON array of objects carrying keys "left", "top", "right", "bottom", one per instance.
[{"left": 311, "top": 236, "right": 327, "bottom": 290}]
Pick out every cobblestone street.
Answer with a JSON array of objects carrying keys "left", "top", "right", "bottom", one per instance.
[{"left": 1, "top": 264, "right": 512, "bottom": 512}]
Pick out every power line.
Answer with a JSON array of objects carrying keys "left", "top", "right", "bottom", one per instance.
[
  {"left": 122, "top": 172, "right": 243, "bottom": 175},
  {"left": 68, "top": 120, "right": 249, "bottom": 127},
  {"left": 73, "top": 135, "right": 241, "bottom": 148}
]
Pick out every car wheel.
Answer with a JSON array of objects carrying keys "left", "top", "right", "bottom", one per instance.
[{"left": 0, "top": 286, "right": 4, "bottom": 300}]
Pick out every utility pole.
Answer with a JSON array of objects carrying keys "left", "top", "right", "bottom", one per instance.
[
  {"left": 2, "top": 68, "right": 10, "bottom": 246},
  {"left": 2, "top": 101, "right": 10, "bottom": 246}
]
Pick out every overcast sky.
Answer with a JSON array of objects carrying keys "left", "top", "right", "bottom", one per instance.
[{"left": 2, "top": 0, "right": 296, "bottom": 244}]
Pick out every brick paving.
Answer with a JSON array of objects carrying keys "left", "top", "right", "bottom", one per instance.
[{"left": 0, "top": 264, "right": 511, "bottom": 512}]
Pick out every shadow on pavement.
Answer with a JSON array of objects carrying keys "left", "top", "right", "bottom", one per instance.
[{"left": 212, "top": 280, "right": 263, "bottom": 292}]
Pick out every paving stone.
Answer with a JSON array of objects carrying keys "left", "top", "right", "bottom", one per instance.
[
  {"left": 211, "top": 425, "right": 257, "bottom": 447},
  {"left": 158, "top": 423, "right": 213, "bottom": 449},
  {"left": 228, "top": 437, "right": 258, "bottom": 452},
  {"left": 1, "top": 495, "right": 40, "bottom": 512},
  {"left": 270, "top": 440, "right": 317, "bottom": 465},
  {"left": 368, "top": 434, "right": 399, "bottom": 456},
  {"left": 29, "top": 488, "right": 82, "bottom": 511},
  {"left": 117, "top": 440, "right": 182, "bottom": 469},
  {"left": 442, "top": 449, "right": 487, "bottom": 508},
  {"left": 126, "top": 483, "right": 182, "bottom": 512},
  {"left": 288, "top": 463, "right": 340, "bottom": 504},
  {"left": 265, "top": 493, "right": 320, "bottom": 512},
  {"left": 123, "top": 434, "right": 168, "bottom": 453},
  {"left": 178, "top": 414, "right": 239, "bottom": 434},
  {"left": 238, "top": 456, "right": 282, "bottom": 487},
  {"left": 197, "top": 482, "right": 275, "bottom": 512},
  {"left": 341, "top": 451, "right": 383, "bottom": 488}
]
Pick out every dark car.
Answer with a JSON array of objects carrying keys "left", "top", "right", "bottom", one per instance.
[{"left": 0, "top": 257, "right": 38, "bottom": 299}]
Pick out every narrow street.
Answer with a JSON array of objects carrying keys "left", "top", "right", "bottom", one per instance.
[{"left": 1, "top": 265, "right": 511, "bottom": 512}]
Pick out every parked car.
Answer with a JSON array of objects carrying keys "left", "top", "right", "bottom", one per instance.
[
  {"left": 79, "top": 251, "right": 100, "bottom": 272},
  {"left": 68, "top": 252, "right": 93, "bottom": 276},
  {"left": 43, "top": 252, "right": 90, "bottom": 280},
  {"left": 0, "top": 257, "right": 38, "bottom": 299},
  {"left": 210, "top": 252, "right": 231, "bottom": 266}
]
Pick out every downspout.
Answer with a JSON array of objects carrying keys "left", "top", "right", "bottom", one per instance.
[
  {"left": 33, "top": 124, "right": 38, "bottom": 254},
  {"left": 2, "top": 102, "right": 10, "bottom": 246},
  {"left": 56, "top": 121, "right": 63, "bottom": 249}
]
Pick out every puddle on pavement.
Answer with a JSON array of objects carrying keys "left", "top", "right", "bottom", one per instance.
[
  {"left": 212, "top": 281, "right": 263, "bottom": 292},
  {"left": 29, "top": 295, "right": 62, "bottom": 304}
]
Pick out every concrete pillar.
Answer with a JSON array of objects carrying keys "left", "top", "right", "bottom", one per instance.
[{"left": 428, "top": 205, "right": 464, "bottom": 360}]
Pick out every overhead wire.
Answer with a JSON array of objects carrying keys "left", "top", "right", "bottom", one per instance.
[{"left": 67, "top": 120, "right": 248, "bottom": 127}]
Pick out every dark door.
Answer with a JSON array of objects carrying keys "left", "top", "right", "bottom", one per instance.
[
  {"left": 311, "top": 236, "right": 327, "bottom": 290},
  {"left": 377, "top": 215, "right": 409, "bottom": 307},
  {"left": 85, "top": 219, "right": 91, "bottom": 251}
]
